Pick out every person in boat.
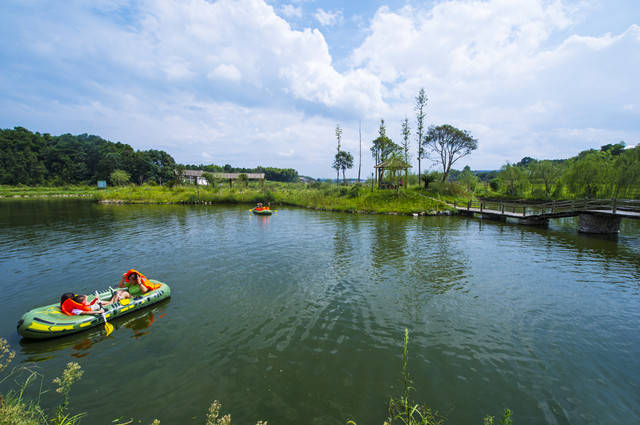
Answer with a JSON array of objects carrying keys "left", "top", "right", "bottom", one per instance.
[
  {"left": 254, "top": 202, "right": 269, "bottom": 212},
  {"left": 116, "top": 269, "right": 161, "bottom": 298},
  {"left": 60, "top": 293, "right": 111, "bottom": 316}
]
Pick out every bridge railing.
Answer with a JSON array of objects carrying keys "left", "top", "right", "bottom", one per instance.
[{"left": 454, "top": 199, "right": 640, "bottom": 216}]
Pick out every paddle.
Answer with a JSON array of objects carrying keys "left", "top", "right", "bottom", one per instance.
[{"left": 94, "top": 291, "right": 114, "bottom": 336}]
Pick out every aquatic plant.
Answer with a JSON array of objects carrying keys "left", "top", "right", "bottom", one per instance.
[{"left": 0, "top": 339, "right": 85, "bottom": 425}]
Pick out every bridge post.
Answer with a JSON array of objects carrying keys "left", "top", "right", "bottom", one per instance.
[
  {"left": 480, "top": 202, "right": 483, "bottom": 213},
  {"left": 578, "top": 213, "right": 621, "bottom": 234},
  {"left": 500, "top": 203, "right": 504, "bottom": 214},
  {"left": 523, "top": 206, "right": 526, "bottom": 216},
  {"left": 467, "top": 200, "right": 471, "bottom": 210},
  {"left": 612, "top": 198, "right": 617, "bottom": 214}
]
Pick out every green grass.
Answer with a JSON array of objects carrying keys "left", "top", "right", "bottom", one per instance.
[
  {"left": 0, "top": 185, "right": 99, "bottom": 199},
  {"left": 0, "top": 182, "right": 470, "bottom": 214},
  {"left": 94, "top": 183, "right": 457, "bottom": 215}
]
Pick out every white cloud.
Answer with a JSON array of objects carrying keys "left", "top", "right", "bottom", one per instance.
[
  {"left": 209, "top": 64, "right": 242, "bottom": 82},
  {"left": 281, "top": 4, "right": 302, "bottom": 19},
  {"left": 314, "top": 8, "right": 343, "bottom": 26},
  {"left": 347, "top": 1, "right": 640, "bottom": 167},
  {"left": 2, "top": 0, "right": 639, "bottom": 175}
]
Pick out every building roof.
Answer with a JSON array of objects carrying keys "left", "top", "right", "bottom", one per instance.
[{"left": 181, "top": 170, "right": 265, "bottom": 179}]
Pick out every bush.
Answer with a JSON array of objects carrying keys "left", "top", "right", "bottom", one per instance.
[
  {"left": 429, "top": 181, "right": 468, "bottom": 197},
  {"left": 348, "top": 183, "right": 362, "bottom": 198}
]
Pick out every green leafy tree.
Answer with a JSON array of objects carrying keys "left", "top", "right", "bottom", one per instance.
[
  {"left": 600, "top": 141, "right": 626, "bottom": 156},
  {"left": 371, "top": 119, "right": 401, "bottom": 185},
  {"left": 110, "top": 169, "right": 130, "bottom": 186},
  {"left": 531, "top": 160, "right": 561, "bottom": 197},
  {"left": 237, "top": 173, "right": 249, "bottom": 188},
  {"left": 333, "top": 150, "right": 354, "bottom": 185},
  {"left": 202, "top": 172, "right": 217, "bottom": 187},
  {"left": 562, "top": 151, "right": 608, "bottom": 198},
  {"left": 422, "top": 124, "right": 478, "bottom": 182},
  {"left": 608, "top": 145, "right": 640, "bottom": 198},
  {"left": 421, "top": 171, "right": 438, "bottom": 189},
  {"left": 499, "top": 163, "right": 530, "bottom": 197},
  {"left": 458, "top": 165, "right": 479, "bottom": 192}
]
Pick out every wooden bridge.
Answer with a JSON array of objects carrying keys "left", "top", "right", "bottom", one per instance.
[{"left": 453, "top": 199, "right": 640, "bottom": 234}]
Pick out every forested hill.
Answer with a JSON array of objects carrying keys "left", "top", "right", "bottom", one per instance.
[
  {"left": 0, "top": 127, "right": 176, "bottom": 185},
  {"left": 0, "top": 127, "right": 300, "bottom": 185}
]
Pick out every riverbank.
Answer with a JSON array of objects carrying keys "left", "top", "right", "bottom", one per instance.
[{"left": 1, "top": 184, "right": 462, "bottom": 215}]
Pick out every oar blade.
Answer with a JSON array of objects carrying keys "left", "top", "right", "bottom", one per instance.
[{"left": 105, "top": 322, "right": 114, "bottom": 336}]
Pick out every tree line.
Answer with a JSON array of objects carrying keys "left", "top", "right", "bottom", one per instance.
[
  {"left": 450, "top": 142, "right": 640, "bottom": 199},
  {"left": 0, "top": 127, "right": 300, "bottom": 186}
]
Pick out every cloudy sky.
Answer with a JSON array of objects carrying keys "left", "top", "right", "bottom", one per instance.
[{"left": 1, "top": 0, "right": 638, "bottom": 177}]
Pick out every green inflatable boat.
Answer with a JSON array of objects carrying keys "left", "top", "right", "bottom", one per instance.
[{"left": 17, "top": 281, "right": 171, "bottom": 339}]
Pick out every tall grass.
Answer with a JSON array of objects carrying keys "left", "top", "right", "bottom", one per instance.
[{"left": 93, "top": 183, "right": 455, "bottom": 214}]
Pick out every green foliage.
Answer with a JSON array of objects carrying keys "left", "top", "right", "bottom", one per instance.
[
  {"left": 372, "top": 119, "right": 402, "bottom": 164},
  {"left": 205, "top": 400, "right": 266, "bottom": 425},
  {"left": 458, "top": 166, "right": 479, "bottom": 192},
  {"left": 52, "top": 362, "right": 84, "bottom": 411},
  {"left": 334, "top": 151, "right": 355, "bottom": 184},
  {"left": 421, "top": 172, "right": 438, "bottom": 189},
  {"left": 91, "top": 183, "right": 450, "bottom": 214},
  {"left": 110, "top": 169, "right": 130, "bottom": 186},
  {"left": 483, "top": 409, "right": 512, "bottom": 425},
  {"left": 237, "top": 173, "right": 249, "bottom": 188},
  {"left": 0, "top": 339, "right": 85, "bottom": 425},
  {"left": 0, "top": 127, "right": 175, "bottom": 186},
  {"left": 422, "top": 124, "right": 478, "bottom": 182},
  {"left": 385, "top": 329, "right": 442, "bottom": 425},
  {"left": 499, "top": 164, "right": 530, "bottom": 197}
]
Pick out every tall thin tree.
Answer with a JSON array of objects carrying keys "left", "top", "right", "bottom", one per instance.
[
  {"left": 401, "top": 117, "right": 410, "bottom": 190},
  {"left": 358, "top": 120, "right": 362, "bottom": 183},
  {"left": 334, "top": 124, "right": 343, "bottom": 185},
  {"left": 415, "top": 88, "right": 428, "bottom": 182}
]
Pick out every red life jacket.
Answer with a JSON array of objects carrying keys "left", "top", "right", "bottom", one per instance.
[
  {"left": 124, "top": 269, "right": 161, "bottom": 291},
  {"left": 61, "top": 297, "right": 97, "bottom": 316}
]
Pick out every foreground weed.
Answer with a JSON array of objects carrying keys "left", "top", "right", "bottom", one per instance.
[
  {"left": 53, "top": 362, "right": 84, "bottom": 411},
  {"left": 482, "top": 409, "right": 512, "bottom": 425},
  {"left": 385, "top": 329, "right": 441, "bottom": 425},
  {"left": 206, "top": 400, "right": 266, "bottom": 425}
]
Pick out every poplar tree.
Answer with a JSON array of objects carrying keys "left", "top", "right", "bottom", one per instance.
[
  {"left": 333, "top": 124, "right": 343, "bottom": 185},
  {"left": 415, "top": 88, "right": 428, "bottom": 180},
  {"left": 401, "top": 117, "right": 410, "bottom": 189}
]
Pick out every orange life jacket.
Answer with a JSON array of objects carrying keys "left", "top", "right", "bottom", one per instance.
[
  {"left": 124, "top": 269, "right": 161, "bottom": 291},
  {"left": 61, "top": 297, "right": 97, "bottom": 316},
  {"left": 255, "top": 207, "right": 269, "bottom": 211}
]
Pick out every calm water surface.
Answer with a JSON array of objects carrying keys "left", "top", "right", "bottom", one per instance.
[{"left": 1, "top": 201, "right": 639, "bottom": 424}]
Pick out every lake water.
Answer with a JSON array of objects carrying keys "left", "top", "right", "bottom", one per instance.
[{"left": 1, "top": 200, "right": 639, "bottom": 425}]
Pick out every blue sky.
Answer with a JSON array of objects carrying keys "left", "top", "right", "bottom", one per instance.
[{"left": 1, "top": 0, "right": 639, "bottom": 178}]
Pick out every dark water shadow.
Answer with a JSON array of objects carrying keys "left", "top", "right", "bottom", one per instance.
[{"left": 18, "top": 300, "right": 170, "bottom": 362}]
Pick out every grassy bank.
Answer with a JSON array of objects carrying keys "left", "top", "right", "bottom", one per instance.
[
  {"left": 97, "top": 183, "right": 459, "bottom": 214},
  {"left": 0, "top": 183, "right": 463, "bottom": 215},
  {"left": 0, "top": 185, "right": 99, "bottom": 199}
]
